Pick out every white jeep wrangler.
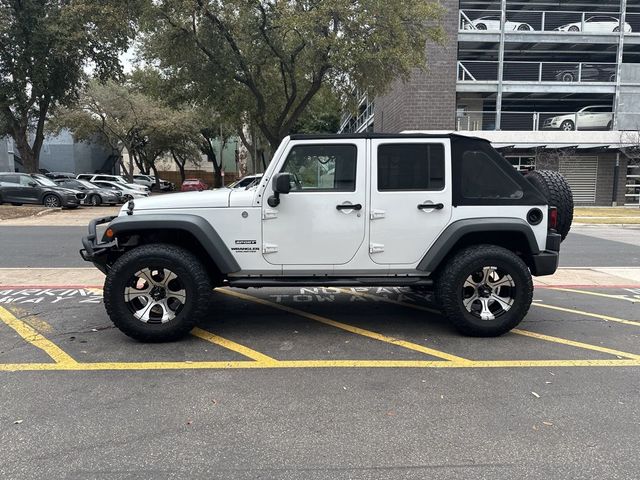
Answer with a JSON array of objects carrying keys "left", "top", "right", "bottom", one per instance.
[{"left": 80, "top": 133, "right": 573, "bottom": 341}]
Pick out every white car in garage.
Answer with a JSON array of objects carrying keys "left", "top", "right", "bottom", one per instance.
[
  {"left": 464, "top": 15, "right": 533, "bottom": 31},
  {"left": 556, "top": 16, "right": 632, "bottom": 33},
  {"left": 543, "top": 106, "right": 613, "bottom": 131}
]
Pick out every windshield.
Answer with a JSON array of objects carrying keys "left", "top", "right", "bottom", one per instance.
[{"left": 33, "top": 176, "right": 57, "bottom": 187}]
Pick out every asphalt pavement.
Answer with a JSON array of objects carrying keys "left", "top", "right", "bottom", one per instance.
[{"left": 1, "top": 223, "right": 639, "bottom": 479}]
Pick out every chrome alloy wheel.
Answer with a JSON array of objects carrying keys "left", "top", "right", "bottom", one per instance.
[
  {"left": 124, "top": 268, "right": 187, "bottom": 324},
  {"left": 462, "top": 266, "right": 515, "bottom": 321}
]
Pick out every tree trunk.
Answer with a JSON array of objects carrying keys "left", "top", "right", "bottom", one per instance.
[
  {"left": 150, "top": 163, "right": 160, "bottom": 188},
  {"left": 13, "top": 130, "right": 38, "bottom": 173}
]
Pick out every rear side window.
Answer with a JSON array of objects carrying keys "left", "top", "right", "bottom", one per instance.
[
  {"left": 461, "top": 151, "right": 523, "bottom": 200},
  {"left": 377, "top": 143, "right": 445, "bottom": 191},
  {"left": 281, "top": 144, "right": 357, "bottom": 191},
  {"left": 0, "top": 174, "right": 18, "bottom": 184}
]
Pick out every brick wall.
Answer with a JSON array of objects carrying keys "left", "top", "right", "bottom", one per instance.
[{"left": 374, "top": 1, "right": 458, "bottom": 132}]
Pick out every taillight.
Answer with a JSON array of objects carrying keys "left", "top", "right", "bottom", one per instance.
[{"left": 548, "top": 207, "right": 558, "bottom": 230}]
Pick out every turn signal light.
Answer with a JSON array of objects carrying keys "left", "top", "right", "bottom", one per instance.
[
  {"left": 105, "top": 228, "right": 114, "bottom": 238},
  {"left": 548, "top": 207, "right": 558, "bottom": 230}
]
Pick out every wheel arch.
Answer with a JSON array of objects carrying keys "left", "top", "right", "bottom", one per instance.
[
  {"left": 417, "top": 219, "right": 541, "bottom": 274},
  {"left": 107, "top": 214, "right": 241, "bottom": 276}
]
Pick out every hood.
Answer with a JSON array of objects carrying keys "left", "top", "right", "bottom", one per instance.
[
  {"left": 128, "top": 189, "right": 231, "bottom": 211},
  {"left": 51, "top": 186, "right": 82, "bottom": 195}
]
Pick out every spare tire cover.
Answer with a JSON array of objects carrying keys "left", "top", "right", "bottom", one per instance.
[{"left": 525, "top": 170, "right": 574, "bottom": 241}]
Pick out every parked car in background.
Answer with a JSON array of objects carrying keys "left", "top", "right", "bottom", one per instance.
[
  {"left": 543, "top": 106, "right": 613, "bottom": 131},
  {"left": 77, "top": 174, "right": 149, "bottom": 193},
  {"left": 90, "top": 180, "right": 150, "bottom": 201},
  {"left": 54, "top": 178, "right": 121, "bottom": 206},
  {"left": 45, "top": 172, "right": 76, "bottom": 180},
  {"left": 150, "top": 175, "right": 174, "bottom": 191},
  {"left": 0, "top": 173, "right": 84, "bottom": 208},
  {"left": 228, "top": 174, "right": 263, "bottom": 189},
  {"left": 132, "top": 174, "right": 154, "bottom": 189},
  {"left": 134, "top": 174, "right": 174, "bottom": 191},
  {"left": 181, "top": 178, "right": 208, "bottom": 192},
  {"left": 464, "top": 16, "right": 533, "bottom": 31},
  {"left": 554, "top": 64, "right": 616, "bottom": 83},
  {"left": 556, "top": 16, "right": 632, "bottom": 33}
]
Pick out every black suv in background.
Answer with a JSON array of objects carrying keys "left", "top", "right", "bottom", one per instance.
[{"left": 0, "top": 173, "right": 85, "bottom": 208}]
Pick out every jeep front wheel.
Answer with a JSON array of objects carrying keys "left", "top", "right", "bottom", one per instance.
[
  {"left": 104, "top": 244, "right": 213, "bottom": 342},
  {"left": 436, "top": 245, "right": 533, "bottom": 337}
]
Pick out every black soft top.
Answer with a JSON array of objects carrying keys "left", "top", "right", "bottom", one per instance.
[{"left": 289, "top": 132, "right": 490, "bottom": 142}]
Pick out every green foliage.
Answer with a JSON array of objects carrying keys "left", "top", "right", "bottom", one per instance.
[
  {"left": 142, "top": 0, "right": 444, "bottom": 150},
  {"left": 55, "top": 80, "right": 202, "bottom": 181},
  {"left": 0, "top": 0, "right": 141, "bottom": 171}
]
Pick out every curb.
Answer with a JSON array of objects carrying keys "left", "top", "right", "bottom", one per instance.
[{"left": 573, "top": 223, "right": 640, "bottom": 229}]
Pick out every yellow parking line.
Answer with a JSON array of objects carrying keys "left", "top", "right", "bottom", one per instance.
[
  {"left": 512, "top": 329, "right": 640, "bottom": 360},
  {"left": 547, "top": 287, "right": 639, "bottom": 303},
  {"left": 0, "top": 306, "right": 77, "bottom": 365},
  {"left": 217, "top": 289, "right": 471, "bottom": 363},
  {"left": 191, "top": 327, "right": 279, "bottom": 364},
  {"left": 1, "top": 358, "right": 639, "bottom": 372},
  {"left": 341, "top": 290, "right": 640, "bottom": 357},
  {"left": 533, "top": 303, "right": 640, "bottom": 327}
]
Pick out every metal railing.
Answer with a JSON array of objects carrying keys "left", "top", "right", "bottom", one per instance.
[
  {"left": 456, "top": 110, "right": 621, "bottom": 131},
  {"left": 458, "top": 61, "right": 618, "bottom": 83},
  {"left": 339, "top": 100, "right": 374, "bottom": 134},
  {"left": 460, "top": 9, "right": 638, "bottom": 34}
]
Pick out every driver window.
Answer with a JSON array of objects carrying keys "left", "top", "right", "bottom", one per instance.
[
  {"left": 19, "top": 176, "right": 34, "bottom": 186},
  {"left": 280, "top": 144, "right": 357, "bottom": 191}
]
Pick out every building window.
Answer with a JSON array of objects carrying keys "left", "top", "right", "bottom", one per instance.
[
  {"left": 626, "top": 163, "right": 640, "bottom": 206},
  {"left": 505, "top": 156, "right": 536, "bottom": 172}
]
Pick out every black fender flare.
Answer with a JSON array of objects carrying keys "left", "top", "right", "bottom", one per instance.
[
  {"left": 417, "top": 218, "right": 541, "bottom": 273},
  {"left": 107, "top": 214, "right": 241, "bottom": 274}
]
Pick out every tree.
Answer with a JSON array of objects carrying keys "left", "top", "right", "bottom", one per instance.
[
  {"left": 0, "top": 0, "right": 141, "bottom": 172},
  {"left": 143, "top": 0, "right": 444, "bottom": 152},
  {"left": 57, "top": 79, "right": 205, "bottom": 186}
]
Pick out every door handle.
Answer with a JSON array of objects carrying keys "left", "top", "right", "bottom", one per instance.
[
  {"left": 417, "top": 203, "right": 444, "bottom": 210},
  {"left": 336, "top": 203, "right": 362, "bottom": 211}
]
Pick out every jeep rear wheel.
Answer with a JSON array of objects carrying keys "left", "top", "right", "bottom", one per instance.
[
  {"left": 104, "top": 244, "right": 213, "bottom": 342},
  {"left": 525, "top": 170, "right": 574, "bottom": 241},
  {"left": 436, "top": 245, "right": 533, "bottom": 337}
]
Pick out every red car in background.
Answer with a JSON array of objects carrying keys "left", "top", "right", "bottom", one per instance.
[{"left": 181, "top": 178, "right": 208, "bottom": 192}]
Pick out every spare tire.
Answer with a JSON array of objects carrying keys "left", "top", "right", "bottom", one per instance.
[{"left": 525, "top": 170, "right": 574, "bottom": 241}]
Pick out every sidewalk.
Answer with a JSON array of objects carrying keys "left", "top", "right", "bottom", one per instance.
[{"left": 0, "top": 206, "right": 120, "bottom": 226}]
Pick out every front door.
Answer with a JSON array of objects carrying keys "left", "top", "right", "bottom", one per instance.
[
  {"left": 369, "top": 139, "right": 452, "bottom": 265},
  {"left": 262, "top": 140, "right": 366, "bottom": 266}
]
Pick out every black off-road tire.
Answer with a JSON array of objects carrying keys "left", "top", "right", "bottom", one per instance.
[
  {"left": 104, "top": 243, "right": 213, "bottom": 342},
  {"left": 436, "top": 245, "right": 533, "bottom": 337},
  {"left": 525, "top": 170, "right": 574, "bottom": 241}
]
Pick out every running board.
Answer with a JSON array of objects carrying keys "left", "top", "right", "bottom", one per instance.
[{"left": 227, "top": 277, "right": 434, "bottom": 288}]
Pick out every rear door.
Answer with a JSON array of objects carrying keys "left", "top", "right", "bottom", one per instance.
[
  {"left": 369, "top": 139, "right": 452, "bottom": 265},
  {"left": 0, "top": 174, "right": 21, "bottom": 202}
]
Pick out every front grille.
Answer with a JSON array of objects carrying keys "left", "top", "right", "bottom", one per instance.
[{"left": 76, "top": 193, "right": 86, "bottom": 200}]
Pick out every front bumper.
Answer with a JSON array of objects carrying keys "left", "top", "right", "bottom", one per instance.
[{"left": 79, "top": 215, "right": 118, "bottom": 273}]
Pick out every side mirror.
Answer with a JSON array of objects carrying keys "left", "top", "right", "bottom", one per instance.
[
  {"left": 268, "top": 173, "right": 291, "bottom": 207},
  {"left": 28, "top": 182, "right": 37, "bottom": 187}
]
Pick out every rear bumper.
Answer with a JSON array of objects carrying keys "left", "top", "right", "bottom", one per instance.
[
  {"left": 531, "top": 232, "right": 561, "bottom": 276},
  {"left": 79, "top": 216, "right": 118, "bottom": 273}
]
